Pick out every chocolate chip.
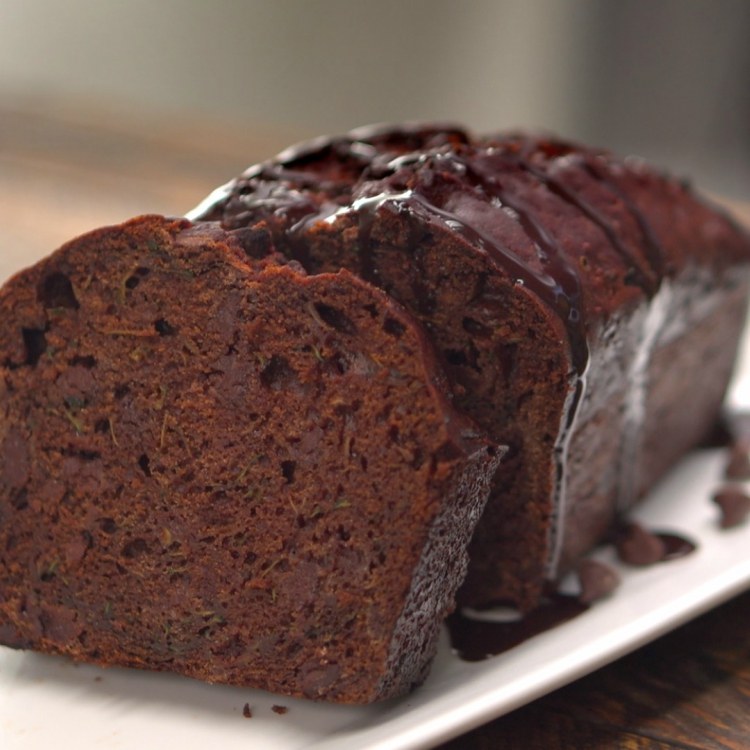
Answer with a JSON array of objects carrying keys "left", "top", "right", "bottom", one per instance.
[
  {"left": 121, "top": 538, "right": 149, "bottom": 559},
  {"left": 615, "top": 522, "right": 666, "bottom": 566},
  {"left": 271, "top": 704, "right": 288, "bottom": 715},
  {"left": 138, "top": 454, "right": 152, "bottom": 477},
  {"left": 383, "top": 316, "right": 406, "bottom": 338},
  {"left": 281, "top": 460, "right": 296, "bottom": 484},
  {"left": 242, "top": 703, "right": 252, "bottom": 718},
  {"left": 712, "top": 486, "right": 750, "bottom": 529},
  {"left": 154, "top": 318, "right": 178, "bottom": 336},
  {"left": 22, "top": 326, "right": 47, "bottom": 366},
  {"left": 260, "top": 355, "right": 297, "bottom": 390},
  {"left": 724, "top": 439, "right": 750, "bottom": 480},
  {"left": 39, "top": 272, "right": 79, "bottom": 310},
  {"left": 313, "top": 303, "right": 356, "bottom": 334},
  {"left": 577, "top": 559, "right": 621, "bottom": 604}
]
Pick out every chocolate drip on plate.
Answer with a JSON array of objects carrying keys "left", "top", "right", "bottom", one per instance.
[{"left": 447, "top": 595, "right": 588, "bottom": 662}]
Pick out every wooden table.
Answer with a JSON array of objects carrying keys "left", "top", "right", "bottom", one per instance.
[{"left": 1, "top": 103, "right": 749, "bottom": 750}]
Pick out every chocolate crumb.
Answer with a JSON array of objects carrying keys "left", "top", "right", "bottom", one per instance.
[
  {"left": 94, "top": 676, "right": 102, "bottom": 682},
  {"left": 271, "top": 704, "right": 288, "bottom": 715},
  {"left": 242, "top": 703, "right": 252, "bottom": 719},
  {"left": 724, "top": 438, "right": 750, "bottom": 480},
  {"left": 615, "top": 522, "right": 666, "bottom": 566},
  {"left": 576, "top": 559, "right": 621, "bottom": 604},
  {"left": 713, "top": 486, "right": 750, "bottom": 529}
]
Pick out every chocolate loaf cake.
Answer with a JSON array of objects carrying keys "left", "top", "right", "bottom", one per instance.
[
  {"left": 0, "top": 215, "right": 501, "bottom": 702},
  {"left": 191, "top": 124, "right": 750, "bottom": 610}
]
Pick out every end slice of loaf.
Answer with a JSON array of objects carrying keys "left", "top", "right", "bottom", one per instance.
[{"left": 0, "top": 215, "right": 500, "bottom": 703}]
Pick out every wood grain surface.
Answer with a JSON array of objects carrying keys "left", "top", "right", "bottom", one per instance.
[{"left": 1, "top": 103, "right": 749, "bottom": 749}]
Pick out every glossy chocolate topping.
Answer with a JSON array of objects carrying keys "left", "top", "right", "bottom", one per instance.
[{"left": 191, "top": 126, "right": 690, "bottom": 390}]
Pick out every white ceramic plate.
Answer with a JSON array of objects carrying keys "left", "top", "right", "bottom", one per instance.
[{"left": 1, "top": 253, "right": 750, "bottom": 749}]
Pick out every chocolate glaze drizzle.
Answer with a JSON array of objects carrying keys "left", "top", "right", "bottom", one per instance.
[
  {"left": 521, "top": 158, "right": 656, "bottom": 294},
  {"left": 451, "top": 152, "right": 588, "bottom": 373},
  {"left": 493, "top": 136, "right": 671, "bottom": 512},
  {"left": 580, "top": 158, "right": 665, "bottom": 280}
]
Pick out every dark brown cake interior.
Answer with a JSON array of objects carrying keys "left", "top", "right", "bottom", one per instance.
[{"left": 0, "top": 215, "right": 500, "bottom": 702}]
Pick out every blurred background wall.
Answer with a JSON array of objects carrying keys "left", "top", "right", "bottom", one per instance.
[{"left": 0, "top": 0, "right": 748, "bottom": 199}]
